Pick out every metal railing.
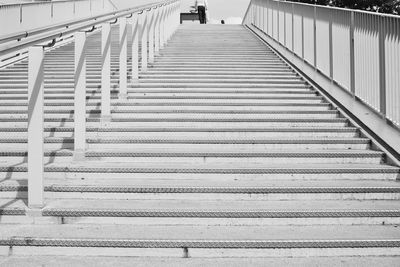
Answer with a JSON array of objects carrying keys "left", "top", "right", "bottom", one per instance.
[
  {"left": 243, "top": 0, "right": 400, "bottom": 128},
  {"left": 0, "top": 0, "right": 117, "bottom": 37},
  {"left": 0, "top": 0, "right": 181, "bottom": 209}
]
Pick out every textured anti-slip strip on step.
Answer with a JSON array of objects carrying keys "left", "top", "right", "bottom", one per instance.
[
  {"left": 1, "top": 185, "right": 400, "bottom": 194},
  {"left": 0, "top": 90, "right": 313, "bottom": 95},
  {"left": 40, "top": 209, "right": 400, "bottom": 218},
  {"left": 0, "top": 238, "right": 400, "bottom": 249},
  {"left": 0, "top": 110, "right": 336, "bottom": 115},
  {"left": 0, "top": 96, "right": 325, "bottom": 101},
  {"left": 0, "top": 166, "right": 397, "bottom": 174},
  {"left": 0, "top": 127, "right": 358, "bottom": 133},
  {"left": 0, "top": 151, "right": 72, "bottom": 157},
  {"left": 0, "top": 102, "right": 329, "bottom": 107},
  {"left": 0, "top": 138, "right": 369, "bottom": 144},
  {"left": 0, "top": 118, "right": 348, "bottom": 123},
  {"left": 0, "top": 151, "right": 382, "bottom": 158},
  {"left": 0, "top": 209, "right": 25, "bottom": 215}
]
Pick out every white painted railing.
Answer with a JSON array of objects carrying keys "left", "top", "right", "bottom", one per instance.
[
  {"left": 0, "top": 0, "right": 181, "bottom": 209},
  {"left": 0, "top": 0, "right": 116, "bottom": 37},
  {"left": 243, "top": 0, "right": 400, "bottom": 128}
]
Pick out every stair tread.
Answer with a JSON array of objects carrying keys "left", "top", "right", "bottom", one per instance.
[
  {"left": 0, "top": 149, "right": 383, "bottom": 156},
  {"left": 0, "top": 225, "right": 399, "bottom": 240},
  {"left": 0, "top": 137, "right": 370, "bottom": 143},
  {"left": 0, "top": 162, "right": 397, "bottom": 171},
  {"left": 1, "top": 256, "right": 400, "bottom": 267},
  {"left": 2, "top": 198, "right": 400, "bottom": 211},
  {"left": 2, "top": 178, "right": 400, "bottom": 191}
]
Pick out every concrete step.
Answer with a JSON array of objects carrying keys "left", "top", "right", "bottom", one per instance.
[
  {"left": 1, "top": 226, "right": 400, "bottom": 257},
  {"left": 129, "top": 83, "right": 308, "bottom": 88},
  {"left": 0, "top": 77, "right": 303, "bottom": 84},
  {"left": 1, "top": 256, "right": 400, "bottom": 266},
  {"left": 2, "top": 179, "right": 399, "bottom": 200},
  {"left": 0, "top": 149, "right": 384, "bottom": 164},
  {"left": 0, "top": 73, "right": 300, "bottom": 80},
  {"left": 0, "top": 127, "right": 360, "bottom": 138},
  {"left": 1, "top": 198, "right": 400, "bottom": 225},
  {"left": 0, "top": 137, "right": 369, "bottom": 150},
  {"left": 0, "top": 100, "right": 330, "bottom": 107},
  {"left": 0, "top": 112, "right": 339, "bottom": 120},
  {"left": 0, "top": 91, "right": 318, "bottom": 98},
  {"left": 0, "top": 83, "right": 310, "bottom": 90},
  {"left": 0, "top": 162, "right": 397, "bottom": 180},
  {"left": 0, "top": 105, "right": 333, "bottom": 112},
  {"left": 0, "top": 120, "right": 349, "bottom": 128}
]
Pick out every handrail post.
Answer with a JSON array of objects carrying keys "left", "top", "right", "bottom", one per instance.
[
  {"left": 154, "top": 7, "right": 160, "bottom": 55},
  {"left": 301, "top": 9, "right": 304, "bottom": 60},
  {"left": 74, "top": 31, "right": 87, "bottom": 161},
  {"left": 148, "top": 8, "right": 155, "bottom": 64},
  {"left": 27, "top": 45, "right": 45, "bottom": 209},
  {"left": 349, "top": 11, "right": 355, "bottom": 96},
  {"left": 291, "top": 3, "right": 294, "bottom": 51},
  {"left": 165, "top": 4, "right": 171, "bottom": 42},
  {"left": 101, "top": 22, "right": 111, "bottom": 124},
  {"left": 140, "top": 10, "right": 148, "bottom": 71},
  {"left": 130, "top": 13, "right": 139, "bottom": 83},
  {"left": 119, "top": 17, "right": 128, "bottom": 99},
  {"left": 378, "top": 17, "right": 387, "bottom": 117},
  {"left": 159, "top": 5, "right": 165, "bottom": 49},
  {"left": 328, "top": 10, "right": 333, "bottom": 80},
  {"left": 175, "top": 2, "right": 180, "bottom": 32},
  {"left": 313, "top": 6, "right": 317, "bottom": 68}
]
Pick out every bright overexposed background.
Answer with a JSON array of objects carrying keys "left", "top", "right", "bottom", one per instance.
[
  {"left": 180, "top": 0, "right": 251, "bottom": 24},
  {"left": 110, "top": 0, "right": 251, "bottom": 24}
]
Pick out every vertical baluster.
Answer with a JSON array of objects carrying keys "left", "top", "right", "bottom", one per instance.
[
  {"left": 313, "top": 6, "right": 317, "bottom": 68},
  {"left": 140, "top": 10, "right": 148, "bottom": 71},
  {"left": 349, "top": 11, "right": 355, "bottom": 96},
  {"left": 291, "top": 3, "right": 294, "bottom": 52},
  {"left": 160, "top": 5, "right": 165, "bottom": 49},
  {"left": 27, "top": 46, "right": 45, "bottom": 209},
  {"left": 119, "top": 17, "right": 128, "bottom": 99},
  {"left": 176, "top": 2, "right": 180, "bottom": 31},
  {"left": 379, "top": 17, "right": 387, "bottom": 117},
  {"left": 74, "top": 31, "right": 87, "bottom": 161},
  {"left": 101, "top": 23, "right": 111, "bottom": 124},
  {"left": 301, "top": 7, "right": 304, "bottom": 59},
  {"left": 148, "top": 8, "right": 155, "bottom": 64},
  {"left": 131, "top": 13, "right": 139, "bottom": 83},
  {"left": 154, "top": 7, "right": 160, "bottom": 56},
  {"left": 166, "top": 4, "right": 171, "bottom": 42},
  {"left": 329, "top": 10, "right": 333, "bottom": 80}
]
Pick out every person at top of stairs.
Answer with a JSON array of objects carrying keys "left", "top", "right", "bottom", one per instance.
[{"left": 195, "top": 0, "right": 208, "bottom": 24}]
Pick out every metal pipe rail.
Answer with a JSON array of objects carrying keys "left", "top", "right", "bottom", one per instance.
[
  {"left": 8, "top": 0, "right": 182, "bottom": 209},
  {"left": 0, "top": 1, "right": 172, "bottom": 45},
  {"left": 0, "top": 1, "right": 176, "bottom": 56},
  {"left": 243, "top": 0, "right": 400, "bottom": 129},
  {"left": 0, "top": 0, "right": 117, "bottom": 37}
]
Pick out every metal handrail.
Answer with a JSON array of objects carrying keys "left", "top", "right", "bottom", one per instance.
[
  {"left": 0, "top": 0, "right": 88, "bottom": 7},
  {"left": 272, "top": 0, "right": 400, "bottom": 18},
  {"left": 0, "top": 0, "right": 175, "bottom": 56},
  {"left": 0, "top": 13, "right": 119, "bottom": 45}
]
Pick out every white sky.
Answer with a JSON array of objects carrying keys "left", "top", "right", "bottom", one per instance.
[
  {"left": 180, "top": 0, "right": 251, "bottom": 20},
  {"left": 112, "top": 0, "right": 251, "bottom": 21}
]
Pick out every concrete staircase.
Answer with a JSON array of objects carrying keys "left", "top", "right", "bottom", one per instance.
[{"left": 0, "top": 24, "right": 400, "bottom": 261}]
